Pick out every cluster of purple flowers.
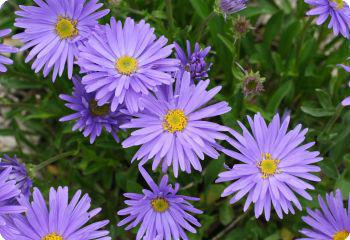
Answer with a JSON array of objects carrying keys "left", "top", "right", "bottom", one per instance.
[
  {"left": 0, "top": 0, "right": 350, "bottom": 239},
  {"left": 0, "top": 155, "right": 111, "bottom": 240}
]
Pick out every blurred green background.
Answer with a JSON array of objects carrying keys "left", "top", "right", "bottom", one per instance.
[{"left": 1, "top": 0, "right": 350, "bottom": 239}]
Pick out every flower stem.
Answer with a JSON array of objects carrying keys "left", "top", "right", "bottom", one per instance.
[
  {"left": 235, "top": 38, "right": 241, "bottom": 60},
  {"left": 196, "top": 12, "right": 217, "bottom": 42},
  {"left": 35, "top": 150, "right": 78, "bottom": 171},
  {"left": 212, "top": 212, "right": 247, "bottom": 240},
  {"left": 165, "top": 0, "right": 175, "bottom": 31},
  {"left": 323, "top": 104, "right": 344, "bottom": 134},
  {"left": 296, "top": 18, "right": 312, "bottom": 65}
]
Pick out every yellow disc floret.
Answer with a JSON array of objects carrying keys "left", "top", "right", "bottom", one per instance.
[
  {"left": 89, "top": 100, "right": 110, "bottom": 116},
  {"left": 151, "top": 197, "right": 169, "bottom": 213},
  {"left": 115, "top": 56, "right": 138, "bottom": 75},
  {"left": 258, "top": 153, "right": 280, "bottom": 179},
  {"left": 331, "top": 0, "right": 344, "bottom": 9},
  {"left": 163, "top": 109, "right": 188, "bottom": 133},
  {"left": 55, "top": 17, "right": 78, "bottom": 39},
  {"left": 333, "top": 230, "right": 349, "bottom": 240},
  {"left": 42, "top": 233, "right": 63, "bottom": 240}
]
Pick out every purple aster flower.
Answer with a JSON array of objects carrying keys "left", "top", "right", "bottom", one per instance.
[
  {"left": 117, "top": 166, "right": 203, "bottom": 240},
  {"left": 13, "top": 0, "right": 109, "bottom": 81},
  {"left": 0, "top": 155, "right": 32, "bottom": 199},
  {"left": 121, "top": 72, "right": 232, "bottom": 177},
  {"left": 0, "top": 29, "right": 17, "bottom": 72},
  {"left": 174, "top": 41, "right": 211, "bottom": 81},
  {"left": 1, "top": 215, "right": 21, "bottom": 240},
  {"left": 59, "top": 76, "right": 129, "bottom": 144},
  {"left": 305, "top": 0, "right": 350, "bottom": 38},
  {"left": 219, "top": 0, "right": 248, "bottom": 17},
  {"left": 77, "top": 17, "right": 180, "bottom": 113},
  {"left": 216, "top": 113, "right": 323, "bottom": 221},
  {"left": 12, "top": 186, "right": 111, "bottom": 240},
  {"left": 299, "top": 189, "right": 350, "bottom": 240},
  {"left": 0, "top": 167, "right": 27, "bottom": 239},
  {"left": 338, "top": 64, "right": 350, "bottom": 106}
]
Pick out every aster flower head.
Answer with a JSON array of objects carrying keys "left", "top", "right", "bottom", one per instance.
[
  {"left": 216, "top": 0, "right": 248, "bottom": 18},
  {"left": 233, "top": 16, "right": 251, "bottom": 38},
  {"left": 13, "top": 0, "right": 109, "bottom": 81},
  {"left": 117, "top": 166, "right": 203, "bottom": 240},
  {"left": 59, "top": 76, "right": 129, "bottom": 144},
  {"left": 216, "top": 113, "right": 323, "bottom": 221},
  {"left": 0, "top": 29, "right": 17, "bottom": 72},
  {"left": 121, "top": 72, "right": 231, "bottom": 177},
  {"left": 174, "top": 41, "right": 212, "bottom": 81},
  {"left": 299, "top": 189, "right": 350, "bottom": 240},
  {"left": 338, "top": 64, "right": 350, "bottom": 106},
  {"left": 12, "top": 186, "right": 111, "bottom": 240},
  {"left": 0, "top": 167, "right": 27, "bottom": 238},
  {"left": 0, "top": 155, "right": 32, "bottom": 198},
  {"left": 77, "top": 17, "right": 180, "bottom": 113},
  {"left": 305, "top": 0, "right": 350, "bottom": 38},
  {"left": 242, "top": 70, "right": 265, "bottom": 97}
]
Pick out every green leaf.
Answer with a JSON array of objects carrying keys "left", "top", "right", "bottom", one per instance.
[
  {"left": 23, "top": 112, "right": 57, "bottom": 121},
  {"left": 204, "top": 155, "right": 225, "bottom": 186},
  {"left": 189, "top": 0, "right": 210, "bottom": 19},
  {"left": 299, "top": 38, "right": 317, "bottom": 68},
  {"left": 264, "top": 11, "right": 283, "bottom": 46},
  {"left": 301, "top": 106, "right": 335, "bottom": 117},
  {"left": 219, "top": 201, "right": 234, "bottom": 225},
  {"left": 335, "top": 178, "right": 350, "bottom": 199},
  {"left": 205, "top": 184, "right": 225, "bottom": 205},
  {"left": 241, "top": 5, "right": 278, "bottom": 18},
  {"left": 0, "top": 75, "right": 44, "bottom": 89},
  {"left": 279, "top": 20, "right": 301, "bottom": 57},
  {"left": 267, "top": 81, "right": 293, "bottom": 113},
  {"left": 264, "top": 233, "right": 280, "bottom": 240},
  {"left": 315, "top": 89, "right": 333, "bottom": 110},
  {"left": 319, "top": 160, "right": 339, "bottom": 180},
  {"left": 218, "top": 34, "right": 235, "bottom": 54}
]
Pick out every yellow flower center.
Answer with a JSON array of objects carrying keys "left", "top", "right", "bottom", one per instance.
[
  {"left": 42, "top": 233, "right": 63, "bottom": 240},
  {"left": 258, "top": 153, "right": 280, "bottom": 179},
  {"left": 55, "top": 17, "right": 78, "bottom": 39},
  {"left": 115, "top": 56, "right": 138, "bottom": 75},
  {"left": 163, "top": 109, "right": 188, "bottom": 133},
  {"left": 151, "top": 197, "right": 169, "bottom": 213},
  {"left": 89, "top": 100, "right": 110, "bottom": 116},
  {"left": 333, "top": 230, "right": 349, "bottom": 240},
  {"left": 331, "top": 0, "right": 344, "bottom": 9}
]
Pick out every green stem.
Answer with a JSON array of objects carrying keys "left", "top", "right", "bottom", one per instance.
[
  {"left": 322, "top": 104, "right": 344, "bottom": 135},
  {"left": 165, "top": 0, "right": 175, "bottom": 31},
  {"left": 212, "top": 212, "right": 247, "bottom": 240},
  {"left": 0, "top": 103, "right": 35, "bottom": 107},
  {"left": 296, "top": 18, "right": 312, "bottom": 63},
  {"left": 235, "top": 38, "right": 241, "bottom": 60},
  {"left": 317, "top": 25, "right": 325, "bottom": 46},
  {"left": 7, "top": 0, "right": 19, "bottom": 10},
  {"left": 196, "top": 12, "right": 216, "bottom": 42},
  {"left": 124, "top": 7, "right": 145, "bottom": 16},
  {"left": 35, "top": 150, "right": 78, "bottom": 171}
]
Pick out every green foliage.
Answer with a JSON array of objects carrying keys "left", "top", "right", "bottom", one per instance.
[{"left": 1, "top": 0, "right": 350, "bottom": 239}]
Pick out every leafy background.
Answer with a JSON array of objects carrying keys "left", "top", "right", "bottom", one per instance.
[{"left": 1, "top": 0, "right": 350, "bottom": 239}]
